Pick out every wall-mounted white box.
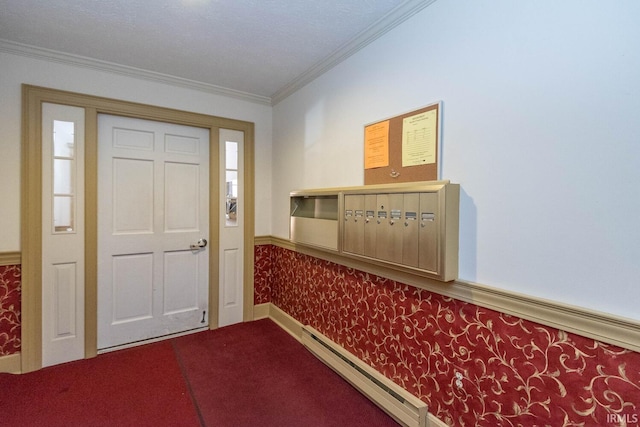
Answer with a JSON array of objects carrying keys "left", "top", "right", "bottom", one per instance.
[{"left": 290, "top": 192, "right": 339, "bottom": 252}]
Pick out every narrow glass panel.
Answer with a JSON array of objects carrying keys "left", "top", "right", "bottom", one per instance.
[
  {"left": 225, "top": 170, "right": 238, "bottom": 226},
  {"left": 52, "top": 119, "right": 76, "bottom": 233},
  {"left": 53, "top": 120, "right": 75, "bottom": 158},
  {"left": 225, "top": 141, "right": 238, "bottom": 170},
  {"left": 225, "top": 170, "right": 238, "bottom": 198},
  {"left": 53, "top": 159, "right": 73, "bottom": 194},
  {"left": 54, "top": 196, "right": 74, "bottom": 232}
]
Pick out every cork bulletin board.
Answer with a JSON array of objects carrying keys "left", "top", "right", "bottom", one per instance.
[{"left": 364, "top": 102, "right": 441, "bottom": 185}]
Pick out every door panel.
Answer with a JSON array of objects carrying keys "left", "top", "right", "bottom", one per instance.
[
  {"left": 51, "top": 263, "right": 78, "bottom": 337},
  {"left": 164, "top": 251, "right": 200, "bottom": 315},
  {"left": 98, "top": 114, "right": 209, "bottom": 350},
  {"left": 218, "top": 129, "right": 244, "bottom": 327},
  {"left": 222, "top": 248, "right": 240, "bottom": 309},
  {"left": 113, "top": 158, "right": 154, "bottom": 233},
  {"left": 41, "top": 103, "right": 86, "bottom": 368},
  {"left": 165, "top": 163, "right": 200, "bottom": 231},
  {"left": 111, "top": 253, "right": 153, "bottom": 324}
]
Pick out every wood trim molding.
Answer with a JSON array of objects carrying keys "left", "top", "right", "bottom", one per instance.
[
  {"left": 21, "top": 84, "right": 255, "bottom": 372},
  {"left": 253, "top": 302, "right": 270, "bottom": 320},
  {"left": 254, "top": 235, "right": 272, "bottom": 246},
  {"left": 243, "top": 121, "right": 256, "bottom": 324},
  {"left": 0, "top": 353, "right": 21, "bottom": 374},
  {"left": 257, "top": 236, "right": 640, "bottom": 353},
  {"left": 0, "top": 252, "right": 21, "bottom": 266}
]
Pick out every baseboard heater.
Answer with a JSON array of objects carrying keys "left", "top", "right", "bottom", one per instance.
[{"left": 301, "top": 326, "right": 428, "bottom": 427}]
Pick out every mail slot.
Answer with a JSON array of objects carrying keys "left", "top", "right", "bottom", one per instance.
[
  {"left": 403, "top": 193, "right": 420, "bottom": 267},
  {"left": 376, "top": 193, "right": 403, "bottom": 264},
  {"left": 419, "top": 192, "right": 438, "bottom": 272},
  {"left": 343, "top": 194, "right": 364, "bottom": 255},
  {"left": 364, "top": 195, "right": 377, "bottom": 258}
]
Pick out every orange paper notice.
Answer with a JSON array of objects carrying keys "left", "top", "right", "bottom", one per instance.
[{"left": 364, "top": 120, "right": 389, "bottom": 169}]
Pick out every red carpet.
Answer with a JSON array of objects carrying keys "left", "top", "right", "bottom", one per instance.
[
  {"left": 0, "top": 340, "right": 200, "bottom": 426},
  {"left": 172, "top": 319, "right": 399, "bottom": 427},
  {"left": 1, "top": 319, "right": 399, "bottom": 426}
]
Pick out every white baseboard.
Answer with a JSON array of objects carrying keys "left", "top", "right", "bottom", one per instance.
[
  {"left": 265, "top": 303, "right": 303, "bottom": 343},
  {"left": 0, "top": 352, "right": 21, "bottom": 374},
  {"left": 253, "top": 302, "right": 270, "bottom": 320},
  {"left": 256, "top": 303, "right": 446, "bottom": 427},
  {"left": 427, "top": 414, "right": 448, "bottom": 427}
]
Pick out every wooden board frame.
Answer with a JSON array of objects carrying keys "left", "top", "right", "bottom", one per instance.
[{"left": 364, "top": 102, "right": 442, "bottom": 185}]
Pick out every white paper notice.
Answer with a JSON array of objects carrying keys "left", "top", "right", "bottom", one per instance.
[{"left": 402, "top": 109, "right": 437, "bottom": 167}]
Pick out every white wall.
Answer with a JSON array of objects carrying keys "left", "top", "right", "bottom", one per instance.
[
  {"left": 0, "top": 50, "right": 273, "bottom": 251},
  {"left": 272, "top": 1, "right": 640, "bottom": 320}
]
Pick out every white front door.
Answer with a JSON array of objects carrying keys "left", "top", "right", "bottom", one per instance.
[
  {"left": 97, "top": 115, "right": 210, "bottom": 350},
  {"left": 218, "top": 129, "right": 244, "bottom": 327}
]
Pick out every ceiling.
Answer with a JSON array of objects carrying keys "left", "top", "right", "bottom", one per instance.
[{"left": 0, "top": 0, "right": 434, "bottom": 104}]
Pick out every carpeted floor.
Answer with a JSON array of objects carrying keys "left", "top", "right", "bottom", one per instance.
[
  {"left": 1, "top": 339, "right": 200, "bottom": 426},
  {"left": 1, "top": 319, "right": 399, "bottom": 426}
]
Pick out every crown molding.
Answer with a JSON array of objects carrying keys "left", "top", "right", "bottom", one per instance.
[
  {"left": 1, "top": 0, "right": 438, "bottom": 107},
  {"left": 271, "top": 0, "right": 438, "bottom": 105},
  {"left": 0, "top": 39, "right": 272, "bottom": 106}
]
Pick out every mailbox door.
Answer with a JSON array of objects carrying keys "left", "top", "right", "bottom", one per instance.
[
  {"left": 402, "top": 193, "right": 420, "bottom": 267},
  {"left": 343, "top": 194, "right": 365, "bottom": 255},
  {"left": 364, "top": 194, "right": 377, "bottom": 258},
  {"left": 419, "top": 192, "right": 439, "bottom": 273},
  {"left": 376, "top": 193, "right": 403, "bottom": 264}
]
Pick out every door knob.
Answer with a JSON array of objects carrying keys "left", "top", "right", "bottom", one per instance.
[{"left": 190, "top": 238, "right": 208, "bottom": 250}]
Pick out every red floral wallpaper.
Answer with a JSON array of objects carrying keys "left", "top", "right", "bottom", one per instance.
[
  {"left": 256, "top": 244, "right": 640, "bottom": 427},
  {"left": 254, "top": 244, "right": 272, "bottom": 305},
  {"left": 0, "top": 264, "right": 21, "bottom": 356}
]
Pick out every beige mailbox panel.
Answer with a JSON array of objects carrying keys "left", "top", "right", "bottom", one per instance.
[{"left": 292, "top": 181, "right": 459, "bottom": 282}]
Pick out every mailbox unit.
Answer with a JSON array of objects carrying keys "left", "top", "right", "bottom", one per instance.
[{"left": 290, "top": 181, "right": 459, "bottom": 282}]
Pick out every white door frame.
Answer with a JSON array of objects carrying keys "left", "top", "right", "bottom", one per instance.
[{"left": 20, "top": 85, "right": 255, "bottom": 373}]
